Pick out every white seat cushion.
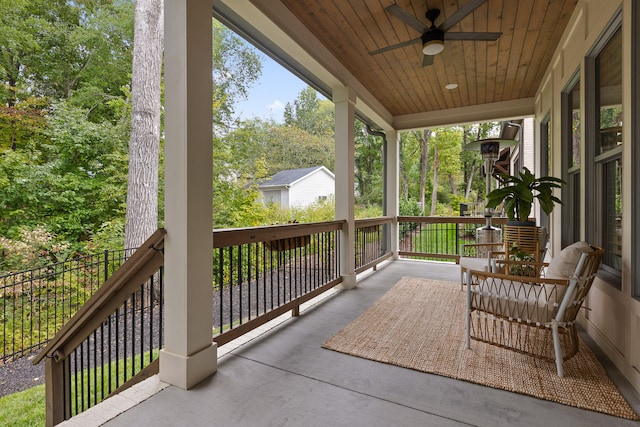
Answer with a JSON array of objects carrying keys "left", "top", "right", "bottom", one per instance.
[
  {"left": 546, "top": 241, "right": 594, "bottom": 279},
  {"left": 460, "top": 256, "right": 491, "bottom": 272}
]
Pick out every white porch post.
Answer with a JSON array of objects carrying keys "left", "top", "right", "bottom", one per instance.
[
  {"left": 160, "top": 0, "right": 217, "bottom": 389},
  {"left": 385, "top": 129, "right": 400, "bottom": 259},
  {"left": 334, "top": 86, "right": 356, "bottom": 289}
]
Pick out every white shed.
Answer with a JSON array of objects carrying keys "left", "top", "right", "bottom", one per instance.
[{"left": 258, "top": 166, "right": 335, "bottom": 209}]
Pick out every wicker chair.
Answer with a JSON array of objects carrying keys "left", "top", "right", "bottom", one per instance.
[
  {"left": 459, "top": 225, "right": 548, "bottom": 289},
  {"left": 465, "top": 243, "right": 604, "bottom": 377}
]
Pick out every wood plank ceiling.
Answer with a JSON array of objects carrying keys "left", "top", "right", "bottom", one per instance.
[{"left": 278, "top": 0, "right": 578, "bottom": 118}]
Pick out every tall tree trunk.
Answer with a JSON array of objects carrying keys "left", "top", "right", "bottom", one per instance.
[
  {"left": 448, "top": 173, "right": 457, "bottom": 195},
  {"left": 399, "top": 141, "right": 409, "bottom": 199},
  {"left": 465, "top": 161, "right": 476, "bottom": 198},
  {"left": 430, "top": 145, "right": 439, "bottom": 216},
  {"left": 124, "top": 0, "right": 164, "bottom": 250},
  {"left": 419, "top": 129, "right": 429, "bottom": 213}
]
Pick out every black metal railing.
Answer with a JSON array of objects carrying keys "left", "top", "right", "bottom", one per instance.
[
  {"left": 355, "top": 217, "right": 393, "bottom": 273},
  {"left": 1, "top": 249, "right": 135, "bottom": 363},
  {"left": 35, "top": 229, "right": 165, "bottom": 426},
  {"left": 397, "top": 216, "right": 509, "bottom": 262},
  {"left": 63, "top": 273, "right": 162, "bottom": 418},
  {"left": 212, "top": 221, "right": 343, "bottom": 345}
]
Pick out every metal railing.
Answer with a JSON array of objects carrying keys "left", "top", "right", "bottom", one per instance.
[
  {"left": 354, "top": 217, "right": 393, "bottom": 273},
  {"left": 212, "top": 221, "right": 343, "bottom": 346},
  {"left": 30, "top": 215, "right": 520, "bottom": 425},
  {"left": 34, "top": 229, "right": 166, "bottom": 426},
  {"left": 1, "top": 249, "right": 135, "bottom": 363},
  {"left": 397, "top": 216, "right": 509, "bottom": 262}
]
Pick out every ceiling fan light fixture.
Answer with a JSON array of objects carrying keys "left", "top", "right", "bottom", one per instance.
[{"left": 421, "top": 29, "right": 445, "bottom": 55}]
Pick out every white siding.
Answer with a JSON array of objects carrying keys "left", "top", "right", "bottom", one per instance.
[
  {"left": 288, "top": 169, "right": 334, "bottom": 208},
  {"left": 262, "top": 190, "right": 282, "bottom": 205}
]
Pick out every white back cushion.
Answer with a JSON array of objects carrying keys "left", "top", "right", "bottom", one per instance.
[{"left": 546, "top": 241, "right": 593, "bottom": 279}]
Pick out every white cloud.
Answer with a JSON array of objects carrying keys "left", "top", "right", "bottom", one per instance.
[{"left": 268, "top": 100, "right": 285, "bottom": 113}]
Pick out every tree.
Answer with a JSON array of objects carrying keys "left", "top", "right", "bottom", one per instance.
[
  {"left": 428, "top": 127, "right": 463, "bottom": 215},
  {"left": 354, "top": 121, "right": 383, "bottom": 208},
  {"left": 212, "top": 20, "right": 262, "bottom": 132},
  {"left": 124, "top": 0, "right": 163, "bottom": 250},
  {"left": 283, "top": 87, "right": 333, "bottom": 136},
  {"left": 419, "top": 129, "right": 430, "bottom": 212}
]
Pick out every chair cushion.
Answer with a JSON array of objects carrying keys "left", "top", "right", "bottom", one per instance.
[
  {"left": 459, "top": 256, "right": 490, "bottom": 272},
  {"left": 470, "top": 279, "right": 565, "bottom": 324},
  {"left": 546, "top": 241, "right": 594, "bottom": 279}
]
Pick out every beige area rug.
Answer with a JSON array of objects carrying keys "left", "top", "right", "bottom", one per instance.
[{"left": 322, "top": 277, "right": 639, "bottom": 420}]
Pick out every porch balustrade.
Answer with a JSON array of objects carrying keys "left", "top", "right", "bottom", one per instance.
[{"left": 26, "top": 216, "right": 503, "bottom": 425}]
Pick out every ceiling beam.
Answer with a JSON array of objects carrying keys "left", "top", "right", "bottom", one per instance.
[{"left": 392, "top": 98, "right": 536, "bottom": 130}]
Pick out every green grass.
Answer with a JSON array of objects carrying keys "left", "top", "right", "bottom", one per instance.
[
  {"left": 411, "top": 223, "right": 474, "bottom": 257},
  {"left": 0, "top": 384, "right": 46, "bottom": 427},
  {"left": 0, "top": 349, "right": 159, "bottom": 425}
]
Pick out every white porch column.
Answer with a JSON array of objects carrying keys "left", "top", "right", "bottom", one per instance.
[
  {"left": 334, "top": 86, "right": 356, "bottom": 289},
  {"left": 385, "top": 129, "right": 400, "bottom": 259},
  {"left": 160, "top": 0, "right": 217, "bottom": 389}
]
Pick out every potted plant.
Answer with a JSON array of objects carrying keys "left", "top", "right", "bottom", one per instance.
[{"left": 485, "top": 167, "right": 565, "bottom": 226}]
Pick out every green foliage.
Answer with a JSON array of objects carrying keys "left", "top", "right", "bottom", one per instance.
[
  {"left": 0, "top": 349, "right": 159, "bottom": 427},
  {"left": 283, "top": 87, "right": 334, "bottom": 136},
  {"left": 486, "top": 167, "right": 565, "bottom": 222},
  {"left": 399, "top": 198, "right": 422, "bottom": 216},
  {"left": 261, "top": 197, "right": 335, "bottom": 225},
  {"left": 355, "top": 204, "right": 383, "bottom": 219},
  {"left": 0, "top": 105, "right": 47, "bottom": 151},
  {"left": 354, "top": 120, "right": 383, "bottom": 209},
  {"left": 0, "top": 383, "right": 46, "bottom": 427},
  {"left": 0, "top": 225, "right": 71, "bottom": 272},
  {"left": 212, "top": 20, "right": 262, "bottom": 131}
]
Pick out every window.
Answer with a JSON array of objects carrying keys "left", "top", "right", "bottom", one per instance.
[
  {"left": 633, "top": 1, "right": 640, "bottom": 298},
  {"left": 586, "top": 13, "right": 622, "bottom": 286},
  {"left": 539, "top": 115, "right": 550, "bottom": 232},
  {"left": 561, "top": 72, "right": 581, "bottom": 247}
]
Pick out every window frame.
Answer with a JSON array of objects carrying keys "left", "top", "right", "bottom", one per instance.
[
  {"left": 633, "top": 0, "right": 640, "bottom": 299},
  {"left": 561, "top": 71, "right": 581, "bottom": 248},
  {"left": 585, "top": 8, "right": 623, "bottom": 288}
]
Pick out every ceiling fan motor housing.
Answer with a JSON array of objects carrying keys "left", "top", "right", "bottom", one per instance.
[{"left": 422, "top": 29, "right": 445, "bottom": 55}]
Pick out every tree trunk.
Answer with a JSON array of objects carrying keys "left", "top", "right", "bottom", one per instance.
[
  {"left": 449, "top": 173, "right": 457, "bottom": 195},
  {"left": 430, "top": 145, "right": 439, "bottom": 216},
  {"left": 399, "top": 141, "right": 409, "bottom": 199},
  {"left": 419, "top": 129, "right": 429, "bottom": 213},
  {"left": 124, "top": 0, "right": 164, "bottom": 251},
  {"left": 465, "top": 161, "right": 476, "bottom": 199}
]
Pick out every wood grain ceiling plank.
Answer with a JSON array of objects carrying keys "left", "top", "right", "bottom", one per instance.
[
  {"left": 516, "top": 0, "right": 564, "bottom": 99},
  {"left": 484, "top": 0, "right": 505, "bottom": 104},
  {"left": 352, "top": 0, "right": 416, "bottom": 114},
  {"left": 376, "top": 0, "right": 446, "bottom": 114},
  {"left": 276, "top": 0, "right": 578, "bottom": 120},
  {"left": 493, "top": 0, "right": 519, "bottom": 102},
  {"left": 502, "top": 0, "right": 533, "bottom": 101},
  {"left": 528, "top": 0, "right": 579, "bottom": 97},
  {"left": 370, "top": 3, "right": 434, "bottom": 114},
  {"left": 472, "top": 0, "right": 489, "bottom": 105},
  {"left": 509, "top": 0, "right": 542, "bottom": 100}
]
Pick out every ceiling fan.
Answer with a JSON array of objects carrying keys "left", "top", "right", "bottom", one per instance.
[{"left": 369, "top": 0, "right": 502, "bottom": 66}]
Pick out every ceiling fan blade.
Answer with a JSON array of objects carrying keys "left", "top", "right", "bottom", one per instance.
[
  {"left": 386, "top": 4, "right": 428, "bottom": 34},
  {"left": 439, "top": 0, "right": 487, "bottom": 32},
  {"left": 444, "top": 32, "right": 502, "bottom": 41},
  {"left": 369, "top": 37, "right": 421, "bottom": 55},
  {"left": 422, "top": 54, "right": 434, "bottom": 67}
]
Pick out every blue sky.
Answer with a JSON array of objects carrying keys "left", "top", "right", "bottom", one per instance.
[{"left": 235, "top": 53, "right": 309, "bottom": 123}]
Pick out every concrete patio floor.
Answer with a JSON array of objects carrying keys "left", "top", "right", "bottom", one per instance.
[{"left": 71, "top": 260, "right": 640, "bottom": 426}]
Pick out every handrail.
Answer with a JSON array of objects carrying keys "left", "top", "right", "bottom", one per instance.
[
  {"left": 34, "top": 228, "right": 166, "bottom": 365},
  {"left": 212, "top": 220, "right": 345, "bottom": 248},
  {"left": 35, "top": 228, "right": 166, "bottom": 426}
]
